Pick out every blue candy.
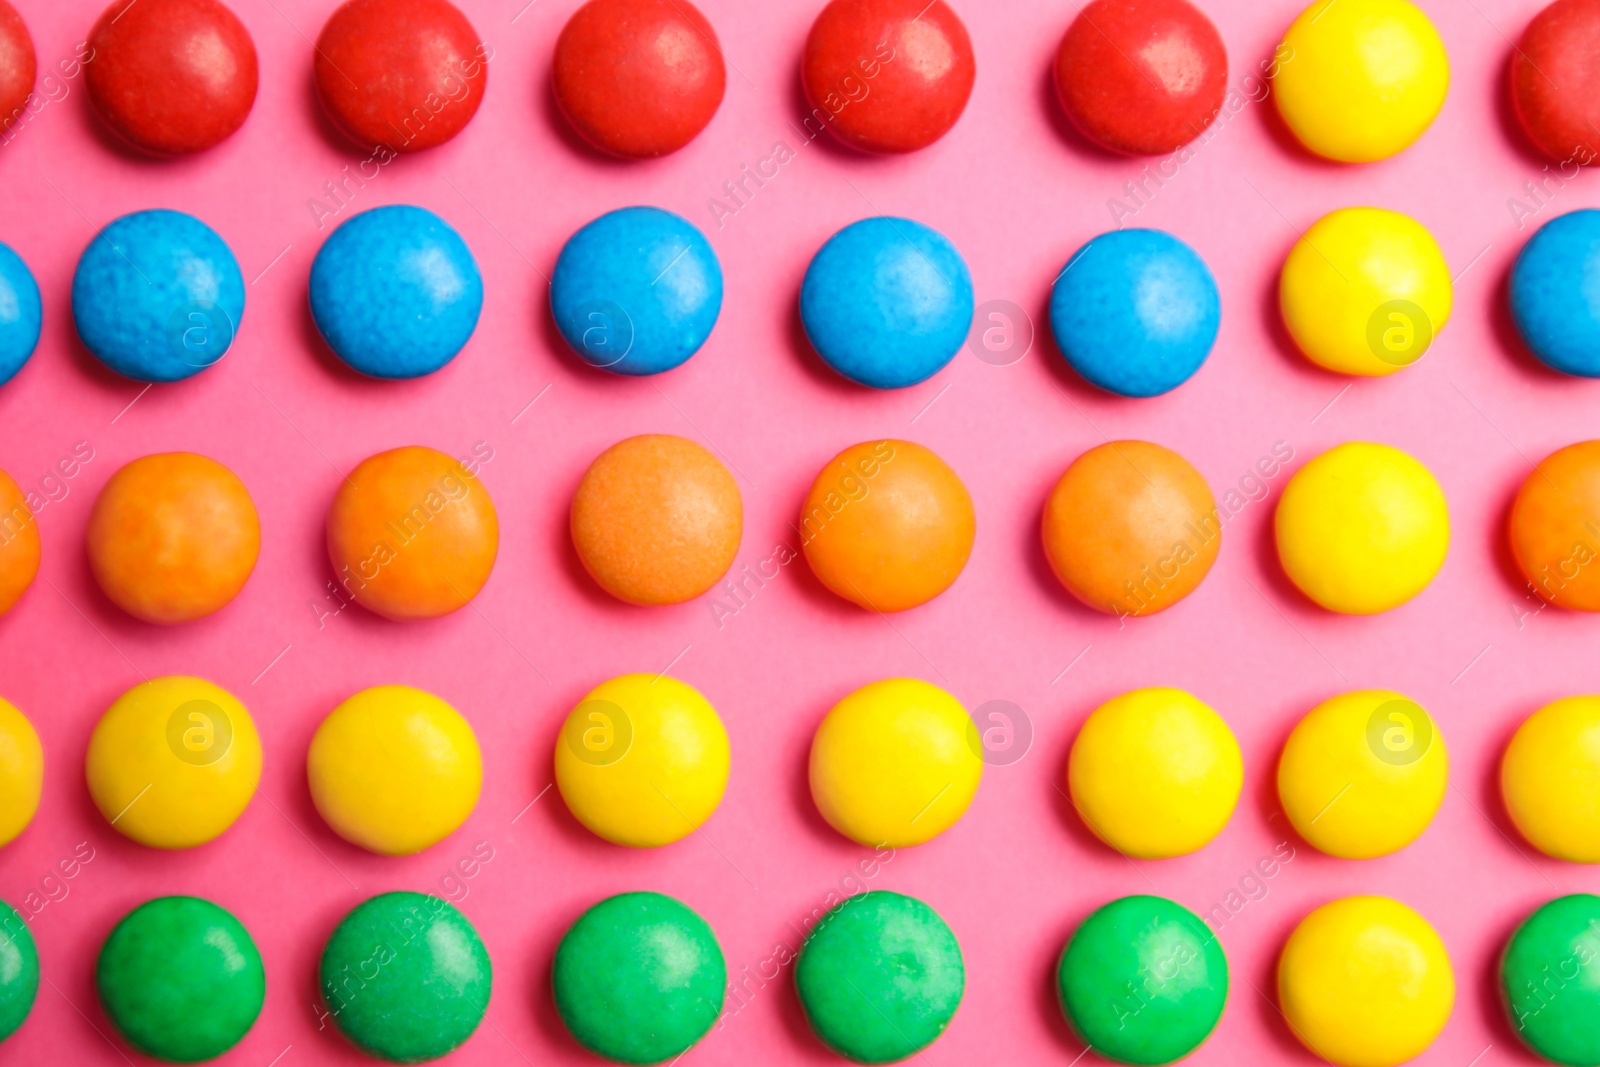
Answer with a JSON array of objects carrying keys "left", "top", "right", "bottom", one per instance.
[
  {"left": 800, "top": 217, "right": 973, "bottom": 389},
  {"left": 71, "top": 210, "right": 244, "bottom": 383},
  {"left": 1511, "top": 209, "right": 1600, "bottom": 377},
  {"left": 0, "top": 243, "right": 40, "bottom": 388},
  {"left": 551, "top": 206, "right": 722, "bottom": 376},
  {"left": 1050, "top": 229, "right": 1219, "bottom": 397},
  {"left": 310, "top": 205, "right": 483, "bottom": 380}
]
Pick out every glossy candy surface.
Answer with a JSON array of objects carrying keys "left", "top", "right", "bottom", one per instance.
[
  {"left": 1511, "top": 441, "right": 1600, "bottom": 609},
  {"left": 1501, "top": 894, "right": 1600, "bottom": 1065},
  {"left": 0, "top": 1, "right": 34, "bottom": 133},
  {"left": 1511, "top": 208, "right": 1600, "bottom": 376},
  {"left": 0, "top": 468, "right": 37, "bottom": 616},
  {"left": 0, "top": 697, "right": 39, "bottom": 849},
  {"left": 0, "top": 243, "right": 40, "bottom": 387},
  {"left": 1502, "top": 696, "right": 1600, "bottom": 862},
  {"left": 0, "top": 900, "right": 36, "bottom": 1042},
  {"left": 1511, "top": 0, "right": 1600, "bottom": 163}
]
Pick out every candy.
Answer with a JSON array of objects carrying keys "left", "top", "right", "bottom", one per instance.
[
  {"left": 553, "top": 892, "right": 725, "bottom": 1063},
  {"left": 0, "top": 468, "right": 38, "bottom": 617},
  {"left": 1068, "top": 687, "right": 1241, "bottom": 858},
  {"left": 321, "top": 892, "right": 490, "bottom": 1062},
  {"left": 796, "top": 891, "right": 964, "bottom": 1062},
  {"left": 326, "top": 446, "right": 498, "bottom": 620},
  {"left": 0, "top": 696, "right": 41, "bottom": 848},
  {"left": 310, "top": 205, "right": 483, "bottom": 379},
  {"left": 0, "top": 900, "right": 36, "bottom": 1042},
  {"left": 809, "top": 678, "right": 981, "bottom": 848},
  {"left": 553, "top": 0, "right": 725, "bottom": 157},
  {"left": 71, "top": 209, "right": 245, "bottom": 382},
  {"left": 1049, "top": 229, "right": 1219, "bottom": 397},
  {"left": 1278, "top": 896, "right": 1454, "bottom": 1067},
  {"left": 555, "top": 673, "right": 729, "bottom": 847},
  {"left": 1057, "top": 895, "right": 1228, "bottom": 1064},
  {"left": 1280, "top": 207, "right": 1452, "bottom": 375},
  {"left": 1278, "top": 690, "right": 1447, "bottom": 859},
  {"left": 85, "top": 676, "right": 261, "bottom": 848},
  {"left": 0, "top": 243, "right": 40, "bottom": 387},
  {"left": 1053, "top": 0, "right": 1227, "bottom": 156},
  {"left": 800, "top": 216, "right": 973, "bottom": 389},
  {"left": 85, "top": 0, "right": 257, "bottom": 155},
  {"left": 309, "top": 685, "right": 481, "bottom": 855},
  {"left": 802, "top": 0, "right": 975, "bottom": 153},
  {"left": 314, "top": 0, "right": 487, "bottom": 153},
  {"left": 570, "top": 434, "right": 741, "bottom": 605},
  {"left": 551, "top": 206, "right": 722, "bottom": 376},
  {"left": 801, "top": 440, "right": 974, "bottom": 611},
  {"left": 1502, "top": 696, "right": 1600, "bottom": 862},
  {"left": 1511, "top": 209, "right": 1600, "bottom": 376},
  {"left": 1042, "top": 440, "right": 1219, "bottom": 616},
  {"left": 1511, "top": 0, "right": 1600, "bottom": 163},
  {"left": 1273, "top": 0, "right": 1449, "bottom": 162},
  {"left": 1511, "top": 441, "right": 1600, "bottom": 608},
  {"left": 1275, "top": 442, "right": 1449, "bottom": 614},
  {"left": 0, "top": 1, "right": 34, "bottom": 133},
  {"left": 1501, "top": 894, "right": 1600, "bottom": 1064},
  {"left": 87, "top": 452, "right": 259, "bottom": 624},
  {"left": 97, "top": 897, "right": 264, "bottom": 1062}
]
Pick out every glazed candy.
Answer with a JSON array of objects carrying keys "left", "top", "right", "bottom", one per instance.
[
  {"left": 0, "top": 243, "right": 40, "bottom": 387},
  {"left": 1511, "top": 208, "right": 1600, "bottom": 376},
  {"left": 0, "top": 900, "right": 36, "bottom": 1043},
  {"left": 1502, "top": 696, "right": 1600, "bottom": 862},
  {"left": 0, "top": 468, "right": 37, "bottom": 616},
  {"left": 0, "top": 696, "right": 40, "bottom": 848},
  {"left": 1501, "top": 894, "right": 1600, "bottom": 1065},
  {"left": 0, "top": 1, "right": 34, "bottom": 133},
  {"left": 1511, "top": 0, "right": 1600, "bottom": 163},
  {"left": 1511, "top": 441, "right": 1600, "bottom": 608}
]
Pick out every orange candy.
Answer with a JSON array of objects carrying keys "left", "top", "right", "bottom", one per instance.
[
  {"left": 88, "top": 453, "right": 259, "bottom": 623},
  {"left": 327, "top": 446, "right": 498, "bottom": 621},
  {"left": 1511, "top": 441, "right": 1600, "bottom": 610},
  {"left": 571, "top": 434, "right": 741, "bottom": 605},
  {"left": 0, "top": 468, "right": 38, "bottom": 616},
  {"left": 801, "top": 440, "right": 974, "bottom": 612},
  {"left": 1042, "top": 441, "right": 1219, "bottom": 616}
]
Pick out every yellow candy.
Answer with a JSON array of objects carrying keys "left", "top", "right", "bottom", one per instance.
[
  {"left": 86, "top": 676, "right": 261, "bottom": 849},
  {"left": 0, "top": 696, "right": 42, "bottom": 848},
  {"left": 1278, "top": 690, "right": 1447, "bottom": 859},
  {"left": 1274, "top": 0, "right": 1449, "bottom": 163},
  {"left": 555, "top": 673, "right": 729, "bottom": 848},
  {"left": 809, "top": 678, "right": 981, "bottom": 848},
  {"left": 1279, "top": 896, "right": 1454, "bottom": 1067},
  {"left": 1276, "top": 442, "right": 1449, "bottom": 614},
  {"left": 308, "top": 685, "right": 482, "bottom": 855},
  {"left": 1502, "top": 696, "right": 1600, "bottom": 862},
  {"left": 1067, "top": 687, "right": 1241, "bottom": 859},
  {"left": 1280, "top": 208, "right": 1452, "bottom": 376}
]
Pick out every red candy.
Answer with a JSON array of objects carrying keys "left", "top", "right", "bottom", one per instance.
[
  {"left": 802, "top": 0, "right": 976, "bottom": 154},
  {"left": 1512, "top": 0, "right": 1600, "bottom": 163},
  {"left": 1054, "top": 0, "right": 1227, "bottom": 156},
  {"left": 0, "top": 0, "right": 33, "bottom": 133},
  {"left": 315, "top": 0, "right": 487, "bottom": 153},
  {"left": 553, "top": 0, "right": 726, "bottom": 158},
  {"left": 85, "top": 0, "right": 257, "bottom": 155}
]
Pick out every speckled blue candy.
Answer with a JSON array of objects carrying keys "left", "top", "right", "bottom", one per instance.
[
  {"left": 1050, "top": 229, "right": 1219, "bottom": 397},
  {"left": 0, "top": 244, "right": 40, "bottom": 388},
  {"left": 310, "top": 205, "right": 483, "bottom": 380},
  {"left": 1511, "top": 208, "right": 1600, "bottom": 377},
  {"left": 800, "top": 217, "right": 974, "bottom": 389},
  {"left": 71, "top": 209, "right": 244, "bottom": 383},
  {"left": 551, "top": 206, "right": 722, "bottom": 376}
]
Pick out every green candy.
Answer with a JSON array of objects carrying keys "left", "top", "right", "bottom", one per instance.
[
  {"left": 1502, "top": 893, "right": 1600, "bottom": 1066},
  {"left": 0, "top": 900, "right": 38, "bottom": 1042},
  {"left": 553, "top": 891, "right": 725, "bottom": 1065},
  {"left": 1057, "top": 895, "right": 1227, "bottom": 1065},
  {"left": 795, "top": 890, "right": 964, "bottom": 1064},
  {"left": 320, "top": 891, "right": 491, "bottom": 1064},
  {"left": 96, "top": 896, "right": 264, "bottom": 1063}
]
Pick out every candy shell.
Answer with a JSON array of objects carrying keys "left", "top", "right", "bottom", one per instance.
[
  {"left": 1510, "top": 0, "right": 1600, "bottom": 164},
  {"left": 1502, "top": 695, "right": 1600, "bottom": 862},
  {"left": 0, "top": 696, "right": 41, "bottom": 849},
  {"left": 0, "top": 467, "right": 38, "bottom": 617}
]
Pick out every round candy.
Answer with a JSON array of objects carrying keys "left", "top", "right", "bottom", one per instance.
[
  {"left": 0, "top": 900, "right": 37, "bottom": 1042},
  {"left": 314, "top": 0, "right": 486, "bottom": 153},
  {"left": 0, "top": 1, "right": 35, "bottom": 134},
  {"left": 1502, "top": 696, "right": 1600, "bottom": 862},
  {"left": 553, "top": 0, "right": 725, "bottom": 157},
  {"left": 321, "top": 892, "right": 490, "bottom": 1062},
  {"left": 1042, "top": 440, "right": 1219, "bottom": 616},
  {"left": 1049, "top": 229, "right": 1219, "bottom": 397},
  {"left": 0, "top": 467, "right": 38, "bottom": 617},
  {"left": 1511, "top": 209, "right": 1600, "bottom": 376},
  {"left": 326, "top": 446, "right": 499, "bottom": 620},
  {"left": 1278, "top": 896, "right": 1454, "bottom": 1067},
  {"left": 1275, "top": 442, "right": 1449, "bottom": 614},
  {"left": 553, "top": 892, "right": 725, "bottom": 1063},
  {"left": 1053, "top": 0, "right": 1227, "bottom": 156},
  {"left": 0, "top": 242, "right": 40, "bottom": 387},
  {"left": 810, "top": 678, "right": 982, "bottom": 848},
  {"left": 309, "top": 685, "right": 481, "bottom": 855},
  {"left": 97, "top": 896, "right": 265, "bottom": 1062},
  {"left": 0, "top": 696, "right": 41, "bottom": 848},
  {"left": 71, "top": 209, "right": 245, "bottom": 382},
  {"left": 1512, "top": 441, "right": 1600, "bottom": 608},
  {"left": 801, "top": 440, "right": 974, "bottom": 611},
  {"left": 555, "top": 673, "right": 729, "bottom": 847},
  {"left": 1057, "top": 895, "right": 1228, "bottom": 1064},
  {"left": 796, "top": 891, "right": 964, "bottom": 1062},
  {"left": 802, "top": 0, "right": 975, "bottom": 153},
  {"left": 1511, "top": 0, "right": 1600, "bottom": 163},
  {"left": 310, "top": 205, "right": 483, "bottom": 379},
  {"left": 1068, "top": 687, "right": 1241, "bottom": 859},
  {"left": 800, "top": 216, "right": 973, "bottom": 389},
  {"left": 87, "top": 452, "right": 260, "bottom": 624},
  {"left": 1273, "top": 0, "right": 1448, "bottom": 163},
  {"left": 1502, "top": 894, "right": 1600, "bottom": 1064},
  {"left": 550, "top": 206, "right": 722, "bottom": 376},
  {"left": 85, "top": 0, "right": 257, "bottom": 155},
  {"left": 570, "top": 434, "right": 741, "bottom": 605},
  {"left": 1278, "top": 690, "right": 1447, "bottom": 859},
  {"left": 86, "top": 676, "right": 261, "bottom": 848},
  {"left": 1280, "top": 207, "right": 1452, "bottom": 375}
]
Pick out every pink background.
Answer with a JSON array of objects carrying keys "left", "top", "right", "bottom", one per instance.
[{"left": 0, "top": 0, "right": 1596, "bottom": 1062}]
